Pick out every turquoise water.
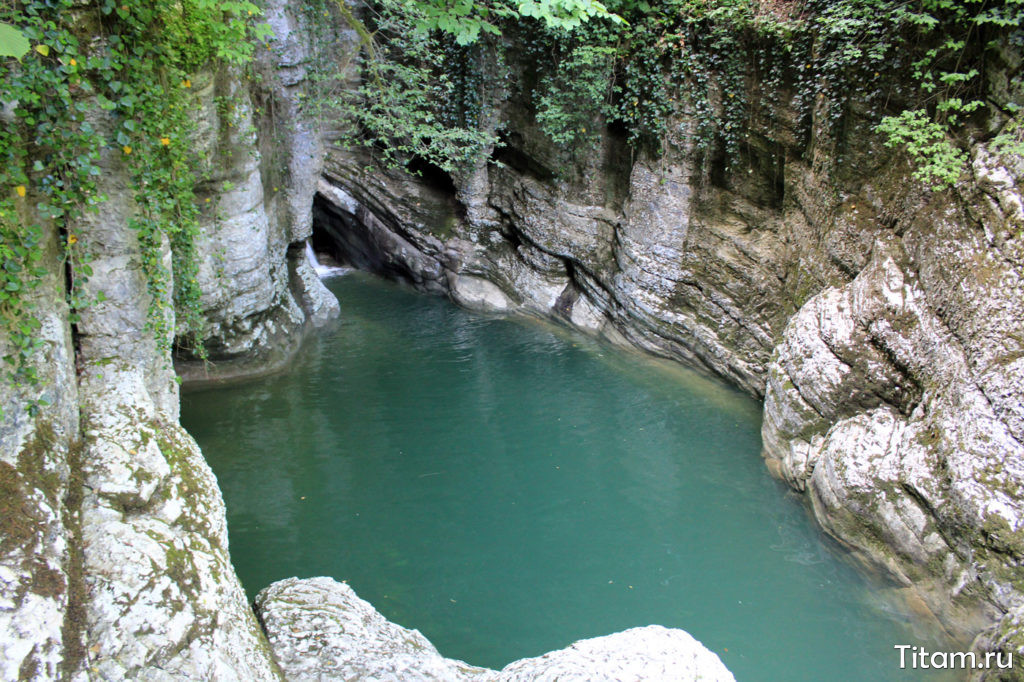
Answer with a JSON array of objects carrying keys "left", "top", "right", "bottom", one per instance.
[{"left": 181, "top": 272, "right": 954, "bottom": 681}]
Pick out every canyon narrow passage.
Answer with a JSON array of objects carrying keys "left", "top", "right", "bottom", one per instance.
[{"left": 182, "top": 272, "right": 955, "bottom": 682}]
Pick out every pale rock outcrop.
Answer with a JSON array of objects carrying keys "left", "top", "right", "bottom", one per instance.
[
  {"left": 497, "top": 626, "right": 734, "bottom": 682},
  {"left": 761, "top": 145, "right": 1024, "bottom": 652},
  {"left": 255, "top": 577, "right": 735, "bottom": 682},
  {"left": 0, "top": 208, "right": 79, "bottom": 680},
  {"left": 256, "top": 578, "right": 491, "bottom": 681},
  {"left": 70, "top": 141, "right": 280, "bottom": 680}
]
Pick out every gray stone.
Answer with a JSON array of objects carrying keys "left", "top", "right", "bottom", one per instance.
[
  {"left": 0, "top": 210, "right": 78, "bottom": 681},
  {"left": 255, "top": 577, "right": 734, "bottom": 682},
  {"left": 69, "top": 136, "right": 280, "bottom": 680},
  {"left": 497, "top": 626, "right": 735, "bottom": 682}
]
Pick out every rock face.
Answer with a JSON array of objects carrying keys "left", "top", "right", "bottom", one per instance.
[
  {"left": 0, "top": 1, "right": 342, "bottom": 676},
  {"left": 0, "top": 71, "right": 298, "bottom": 680},
  {"left": 176, "top": 2, "right": 346, "bottom": 381},
  {"left": 311, "top": 50, "right": 1024, "bottom": 664},
  {"left": 762, "top": 148, "right": 1024, "bottom": 654},
  {"left": 495, "top": 626, "right": 735, "bottom": 682},
  {"left": 70, "top": 146, "right": 280, "bottom": 679},
  {"left": 317, "top": 118, "right": 795, "bottom": 397},
  {"left": 255, "top": 577, "right": 735, "bottom": 682},
  {"left": 0, "top": 208, "right": 79, "bottom": 681},
  {"left": 256, "top": 577, "right": 491, "bottom": 681}
]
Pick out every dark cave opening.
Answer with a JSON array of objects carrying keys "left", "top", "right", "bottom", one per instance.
[{"left": 310, "top": 188, "right": 421, "bottom": 286}]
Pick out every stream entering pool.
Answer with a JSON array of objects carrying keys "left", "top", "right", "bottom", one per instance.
[{"left": 182, "top": 272, "right": 955, "bottom": 681}]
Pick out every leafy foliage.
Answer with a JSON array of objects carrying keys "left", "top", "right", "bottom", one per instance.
[
  {"left": 877, "top": 109, "right": 967, "bottom": 187},
  {"left": 318, "top": 0, "right": 625, "bottom": 174},
  {"left": 534, "top": 42, "right": 616, "bottom": 147},
  {"left": 0, "top": 0, "right": 269, "bottom": 414},
  {"left": 412, "top": 0, "right": 621, "bottom": 45},
  {"left": 343, "top": 0, "right": 1020, "bottom": 188},
  {"left": 327, "top": 0, "right": 497, "bottom": 172},
  {"left": 0, "top": 21, "right": 29, "bottom": 58},
  {"left": 871, "top": 0, "right": 1024, "bottom": 187}
]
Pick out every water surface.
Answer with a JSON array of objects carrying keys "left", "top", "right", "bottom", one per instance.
[{"left": 182, "top": 272, "right": 954, "bottom": 681}]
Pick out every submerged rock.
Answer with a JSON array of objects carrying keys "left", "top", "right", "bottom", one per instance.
[{"left": 255, "top": 577, "right": 734, "bottom": 681}]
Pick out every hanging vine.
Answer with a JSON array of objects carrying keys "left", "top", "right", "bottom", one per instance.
[{"left": 0, "top": 0, "right": 271, "bottom": 415}]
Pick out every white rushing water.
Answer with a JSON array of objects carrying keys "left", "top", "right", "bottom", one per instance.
[{"left": 306, "top": 240, "right": 350, "bottom": 278}]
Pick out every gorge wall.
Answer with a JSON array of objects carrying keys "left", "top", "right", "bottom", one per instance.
[
  {"left": 2, "top": 0, "right": 1024, "bottom": 679},
  {"left": 310, "top": 24, "right": 1024, "bottom": 671},
  {"left": 0, "top": 1, "right": 338, "bottom": 676},
  {"left": 0, "top": 2, "right": 734, "bottom": 679}
]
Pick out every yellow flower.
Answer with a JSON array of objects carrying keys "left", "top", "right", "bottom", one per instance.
[
  {"left": 68, "top": 234, "right": 78, "bottom": 245},
  {"left": 160, "top": 137, "right": 171, "bottom": 146},
  {"left": 69, "top": 58, "right": 77, "bottom": 67},
  {"left": 122, "top": 145, "right": 132, "bottom": 155},
  {"left": 182, "top": 79, "right": 192, "bottom": 89},
  {"left": 15, "top": 185, "right": 26, "bottom": 197}
]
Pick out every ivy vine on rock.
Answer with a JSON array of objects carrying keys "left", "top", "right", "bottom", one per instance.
[{"left": 0, "top": 0, "right": 270, "bottom": 416}]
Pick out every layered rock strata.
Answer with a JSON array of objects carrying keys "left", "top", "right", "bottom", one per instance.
[{"left": 312, "top": 83, "right": 1024, "bottom": 662}]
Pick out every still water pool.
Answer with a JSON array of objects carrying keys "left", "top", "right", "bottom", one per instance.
[{"left": 181, "top": 272, "right": 954, "bottom": 681}]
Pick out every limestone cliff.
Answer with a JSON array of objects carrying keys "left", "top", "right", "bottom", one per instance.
[
  {"left": 0, "top": 2, "right": 339, "bottom": 676},
  {"left": 3, "top": 0, "right": 1023, "bottom": 679},
  {"left": 310, "top": 35, "right": 1024, "bottom": 670}
]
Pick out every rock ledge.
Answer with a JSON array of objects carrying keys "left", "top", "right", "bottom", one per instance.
[{"left": 255, "top": 577, "right": 735, "bottom": 681}]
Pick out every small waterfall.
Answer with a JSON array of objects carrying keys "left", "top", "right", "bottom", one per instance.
[{"left": 305, "top": 240, "right": 350, "bottom": 278}]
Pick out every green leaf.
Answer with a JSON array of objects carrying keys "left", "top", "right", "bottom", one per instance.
[{"left": 0, "top": 22, "right": 31, "bottom": 59}]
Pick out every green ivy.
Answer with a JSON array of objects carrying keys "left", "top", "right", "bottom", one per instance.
[
  {"left": 0, "top": 21, "right": 29, "bottom": 58},
  {"left": 532, "top": 31, "right": 616, "bottom": 149},
  {"left": 325, "top": 0, "right": 497, "bottom": 173},
  {"left": 877, "top": 109, "right": 968, "bottom": 188},
  {"left": 0, "top": 0, "right": 271, "bottom": 416},
  {"left": 873, "top": 0, "right": 1024, "bottom": 187}
]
